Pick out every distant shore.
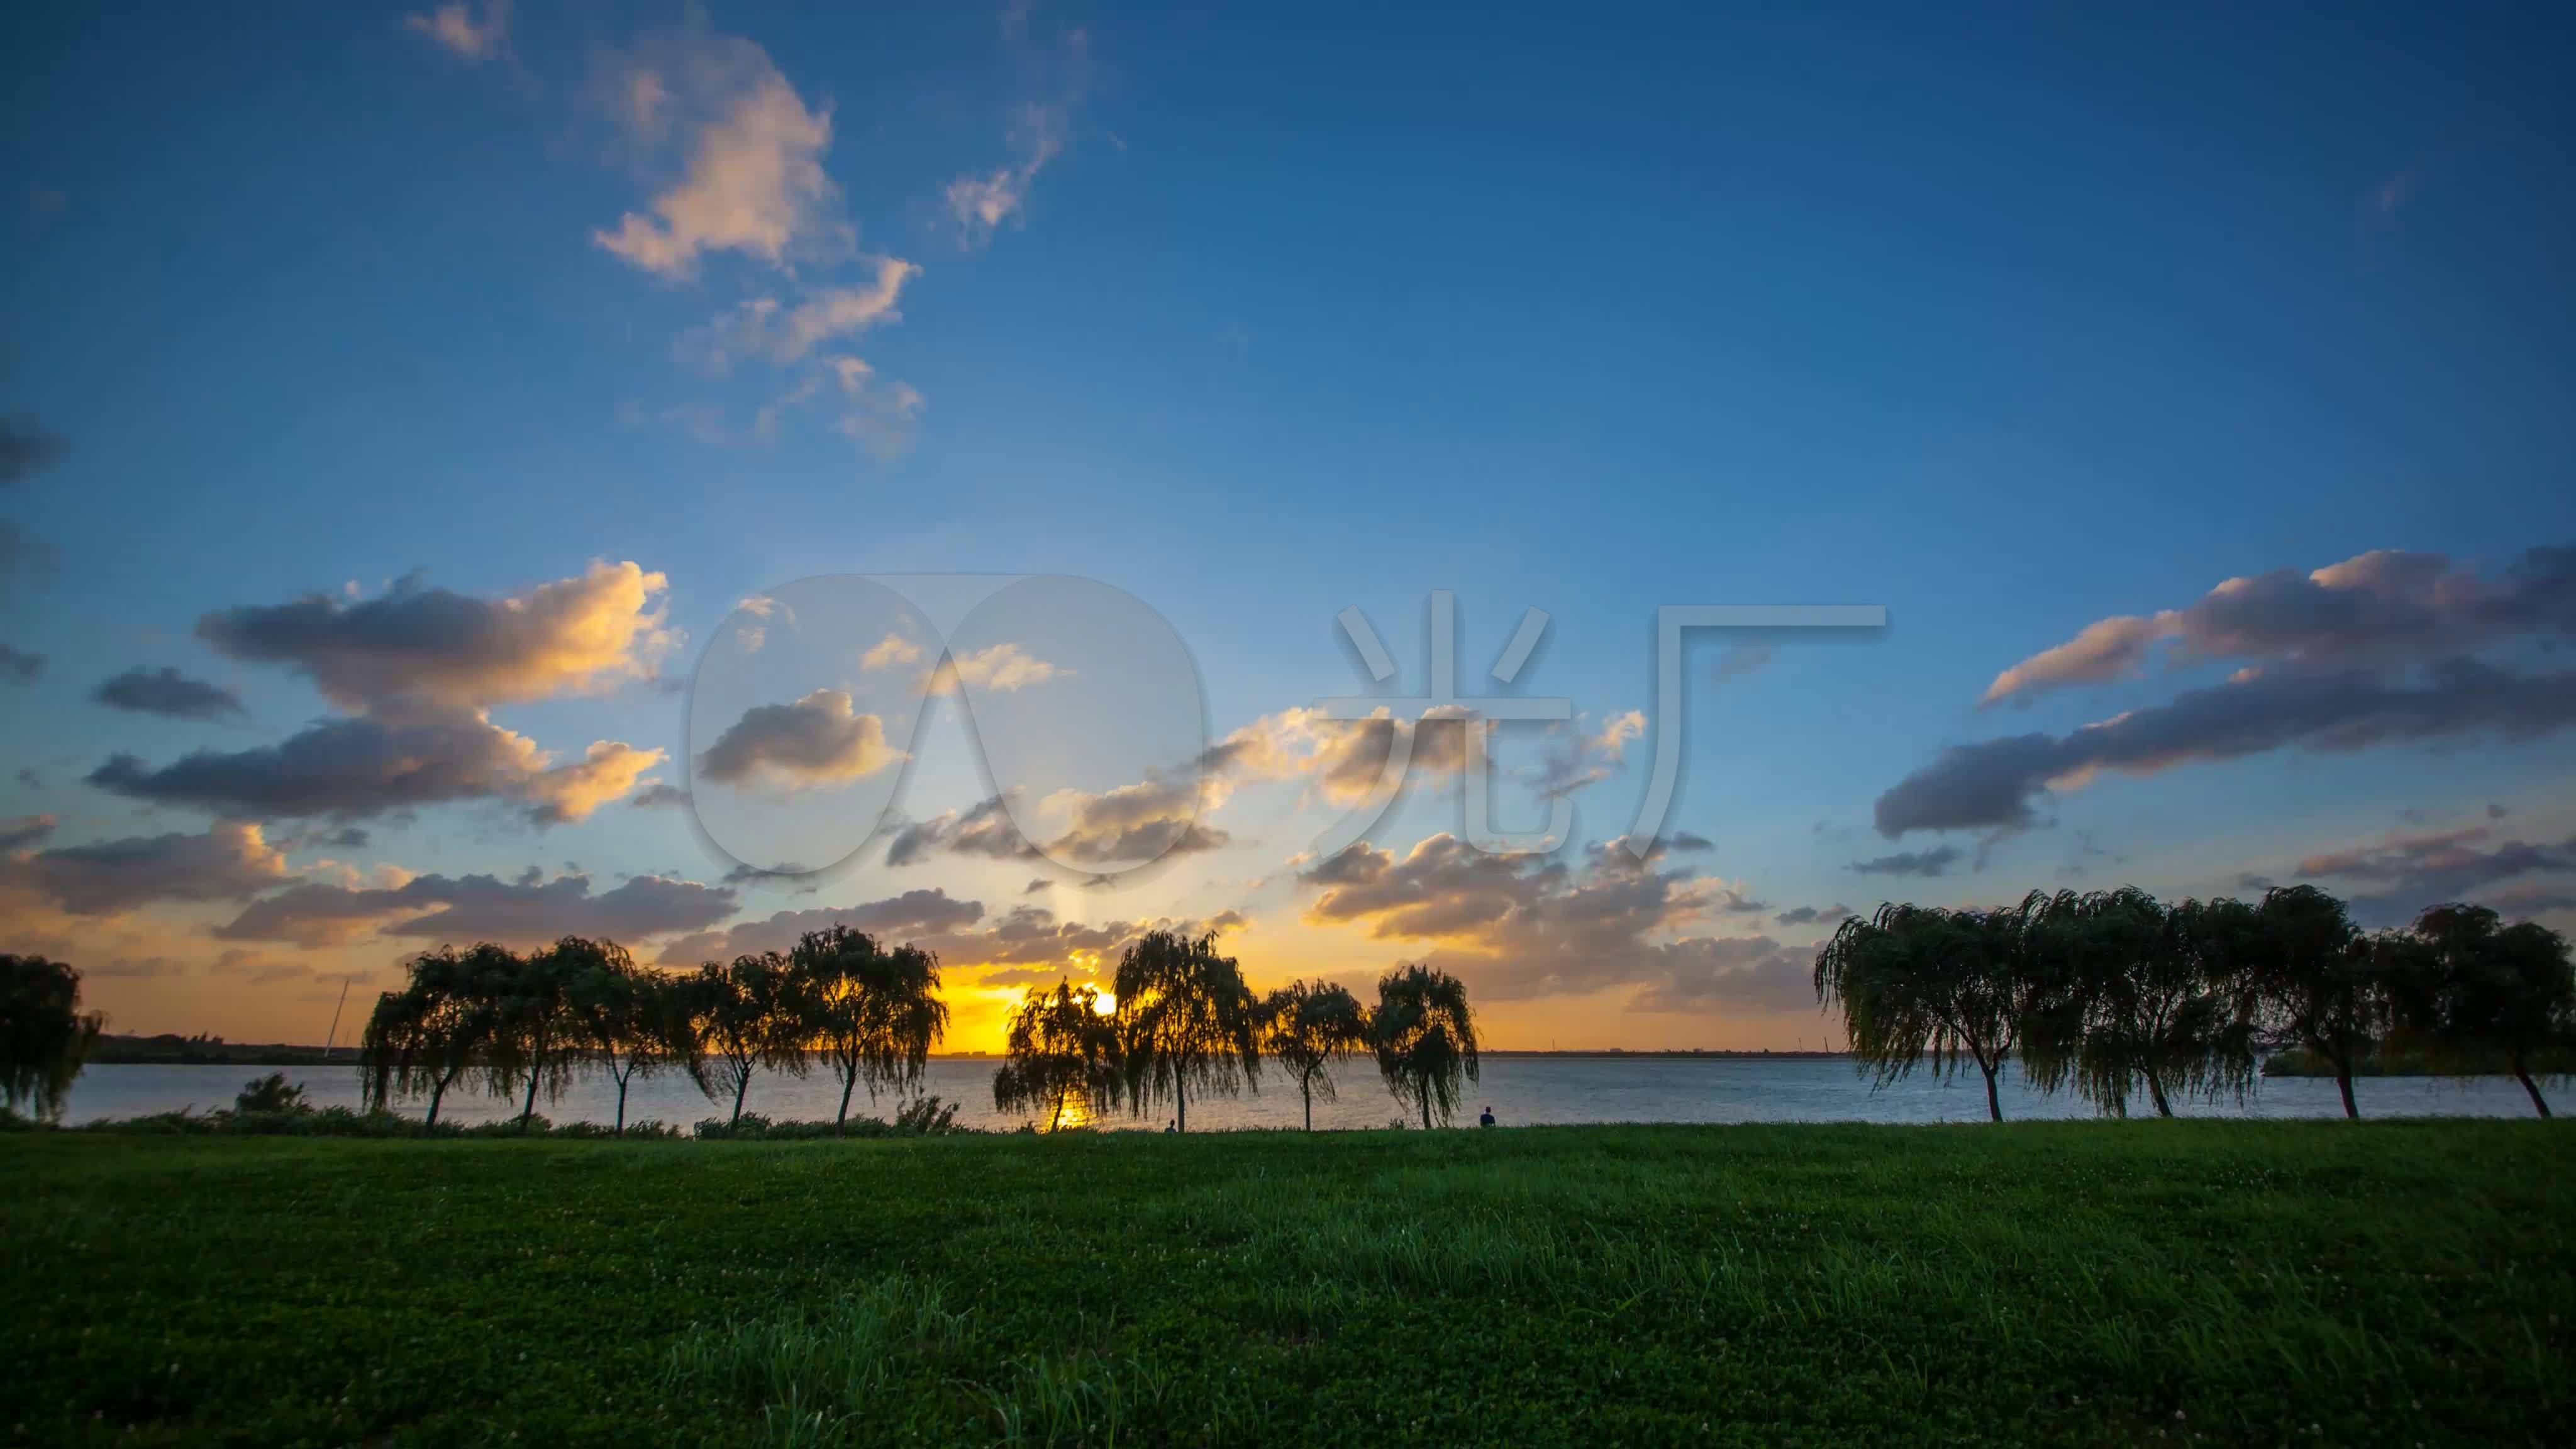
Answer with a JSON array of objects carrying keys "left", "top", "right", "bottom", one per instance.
[{"left": 87, "top": 1035, "right": 1858, "bottom": 1069}]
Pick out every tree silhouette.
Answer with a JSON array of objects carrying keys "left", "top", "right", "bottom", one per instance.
[
  {"left": 1372, "top": 963, "right": 1479, "bottom": 1130},
  {"left": 1113, "top": 930, "right": 1262, "bottom": 1133},
  {"left": 2021, "top": 889, "right": 2259, "bottom": 1118},
  {"left": 2388, "top": 904, "right": 2573, "bottom": 1118},
  {"left": 1260, "top": 979, "right": 1370, "bottom": 1131},
  {"left": 362, "top": 944, "right": 510, "bottom": 1126},
  {"left": 796, "top": 925, "right": 950, "bottom": 1132},
  {"left": 564, "top": 941, "right": 688, "bottom": 1135},
  {"left": 992, "top": 980, "right": 1123, "bottom": 1131},
  {"left": 1, "top": 955, "right": 104, "bottom": 1121},
  {"left": 491, "top": 938, "right": 589, "bottom": 1128},
  {"left": 686, "top": 952, "right": 811, "bottom": 1128},
  {"left": 1814, "top": 902, "right": 2041, "bottom": 1122},
  {"left": 2242, "top": 886, "right": 2379, "bottom": 1120}
]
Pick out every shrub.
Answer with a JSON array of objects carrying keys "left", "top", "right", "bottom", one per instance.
[{"left": 233, "top": 1073, "right": 309, "bottom": 1114}]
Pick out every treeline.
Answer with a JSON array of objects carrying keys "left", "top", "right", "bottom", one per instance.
[
  {"left": 3, "top": 930, "right": 1489, "bottom": 1135},
  {"left": 360, "top": 928, "right": 947, "bottom": 1133},
  {"left": 990, "top": 935, "right": 1482, "bottom": 1131},
  {"left": 1815, "top": 885, "right": 2576, "bottom": 1121},
  {"left": 358, "top": 928, "right": 1485, "bottom": 1134}
]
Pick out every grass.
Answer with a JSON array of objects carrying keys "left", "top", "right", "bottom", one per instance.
[{"left": 1, "top": 1121, "right": 2568, "bottom": 1446}]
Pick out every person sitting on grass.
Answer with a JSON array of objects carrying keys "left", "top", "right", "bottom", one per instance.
[{"left": 1479, "top": 1105, "right": 1495, "bottom": 1128}]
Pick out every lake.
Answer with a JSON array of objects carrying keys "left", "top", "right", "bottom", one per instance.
[{"left": 53, "top": 1056, "right": 2567, "bottom": 1131}]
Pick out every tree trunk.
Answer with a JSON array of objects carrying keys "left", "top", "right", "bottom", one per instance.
[
  {"left": 1979, "top": 1060, "right": 2002, "bottom": 1123},
  {"left": 1175, "top": 1072, "right": 1188, "bottom": 1133},
  {"left": 2515, "top": 1060, "right": 2552, "bottom": 1119},
  {"left": 1301, "top": 1075, "right": 1314, "bottom": 1133},
  {"left": 1419, "top": 1082, "right": 1432, "bottom": 1131},
  {"left": 2145, "top": 1069, "right": 2174, "bottom": 1119},
  {"left": 837, "top": 1072, "right": 856, "bottom": 1133},
  {"left": 2334, "top": 1063, "right": 2359, "bottom": 1121},
  {"left": 614, "top": 1072, "right": 630, "bottom": 1136},
  {"left": 427, "top": 1074, "right": 449, "bottom": 1128},
  {"left": 1048, "top": 1084, "right": 1065, "bottom": 1131},
  {"left": 519, "top": 1060, "right": 541, "bottom": 1126},
  {"left": 730, "top": 1066, "right": 751, "bottom": 1127}
]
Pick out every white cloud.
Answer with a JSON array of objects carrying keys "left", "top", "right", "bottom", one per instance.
[
  {"left": 406, "top": 0, "right": 508, "bottom": 63},
  {"left": 593, "top": 36, "right": 846, "bottom": 279},
  {"left": 945, "top": 100, "right": 1072, "bottom": 248},
  {"left": 925, "top": 643, "right": 1066, "bottom": 696},
  {"left": 862, "top": 632, "right": 924, "bottom": 670}
]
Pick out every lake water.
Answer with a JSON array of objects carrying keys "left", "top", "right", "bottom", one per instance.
[{"left": 53, "top": 1057, "right": 2565, "bottom": 1131}]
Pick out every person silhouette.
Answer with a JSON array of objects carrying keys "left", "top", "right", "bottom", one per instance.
[
  {"left": 1479, "top": 1105, "right": 1496, "bottom": 1128},
  {"left": 1163, "top": 1119, "right": 1177, "bottom": 1133}
]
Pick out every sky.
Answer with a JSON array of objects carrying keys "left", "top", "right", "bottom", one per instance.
[{"left": 3, "top": 1, "right": 2573, "bottom": 1053}]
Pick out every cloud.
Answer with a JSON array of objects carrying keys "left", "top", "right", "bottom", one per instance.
[
  {"left": 1773, "top": 903, "right": 1852, "bottom": 928},
  {"left": 862, "top": 632, "right": 923, "bottom": 671},
  {"left": 1198, "top": 706, "right": 1474, "bottom": 813},
  {"left": 592, "top": 32, "right": 847, "bottom": 279},
  {"left": 1297, "top": 833, "right": 1809, "bottom": 1011},
  {"left": 405, "top": 0, "right": 508, "bottom": 62},
  {"left": 751, "top": 355, "right": 926, "bottom": 460},
  {"left": 2279, "top": 824, "right": 2576, "bottom": 928},
  {"left": 1877, "top": 660, "right": 2576, "bottom": 836},
  {"left": 5, "top": 821, "right": 293, "bottom": 916},
  {"left": 696, "top": 689, "right": 905, "bottom": 787},
  {"left": 887, "top": 770, "right": 1233, "bottom": 872},
  {"left": 0, "top": 643, "right": 40, "bottom": 682},
  {"left": 94, "top": 667, "right": 245, "bottom": 721},
  {"left": 89, "top": 710, "right": 662, "bottom": 824},
  {"left": 923, "top": 642, "right": 1066, "bottom": 696},
  {"left": 1536, "top": 709, "right": 1645, "bottom": 797},
  {"left": 527, "top": 740, "right": 665, "bottom": 824},
  {"left": 0, "top": 416, "right": 67, "bottom": 487},
  {"left": 654, "top": 887, "right": 984, "bottom": 964},
  {"left": 1035, "top": 779, "right": 1230, "bottom": 867},
  {"left": 1980, "top": 545, "right": 2576, "bottom": 708},
  {"left": 945, "top": 101, "right": 1070, "bottom": 248},
  {"left": 1848, "top": 846, "right": 1963, "bottom": 878},
  {"left": 0, "top": 814, "right": 60, "bottom": 853},
  {"left": 196, "top": 560, "right": 676, "bottom": 714},
  {"left": 630, "top": 780, "right": 690, "bottom": 809},
  {"left": 218, "top": 870, "right": 738, "bottom": 950},
  {"left": 686, "top": 257, "right": 917, "bottom": 367},
  {"left": 1980, "top": 615, "right": 2173, "bottom": 706},
  {"left": 886, "top": 796, "right": 1034, "bottom": 867}
]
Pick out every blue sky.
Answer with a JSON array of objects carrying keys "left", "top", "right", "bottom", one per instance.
[{"left": 3, "top": 1, "right": 2572, "bottom": 1050}]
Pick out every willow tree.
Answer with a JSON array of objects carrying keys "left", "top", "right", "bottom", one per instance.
[
  {"left": 1, "top": 955, "right": 105, "bottom": 1121},
  {"left": 794, "top": 925, "right": 950, "bottom": 1131},
  {"left": 1372, "top": 963, "right": 1479, "bottom": 1130},
  {"left": 2241, "top": 885, "right": 2379, "bottom": 1119},
  {"left": 1113, "top": 930, "right": 1262, "bottom": 1133},
  {"left": 565, "top": 943, "right": 689, "bottom": 1135},
  {"left": 992, "top": 980, "right": 1124, "bottom": 1130},
  {"left": 2389, "top": 904, "right": 2573, "bottom": 1118},
  {"left": 362, "top": 944, "right": 510, "bottom": 1126},
  {"left": 1261, "top": 979, "right": 1371, "bottom": 1131},
  {"left": 687, "top": 952, "right": 811, "bottom": 1128},
  {"left": 2021, "top": 888, "right": 2259, "bottom": 1118},
  {"left": 1814, "top": 901, "right": 2041, "bottom": 1123},
  {"left": 491, "top": 938, "right": 590, "bottom": 1128}
]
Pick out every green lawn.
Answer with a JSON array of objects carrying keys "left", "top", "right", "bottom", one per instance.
[{"left": 3, "top": 1122, "right": 2569, "bottom": 1446}]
